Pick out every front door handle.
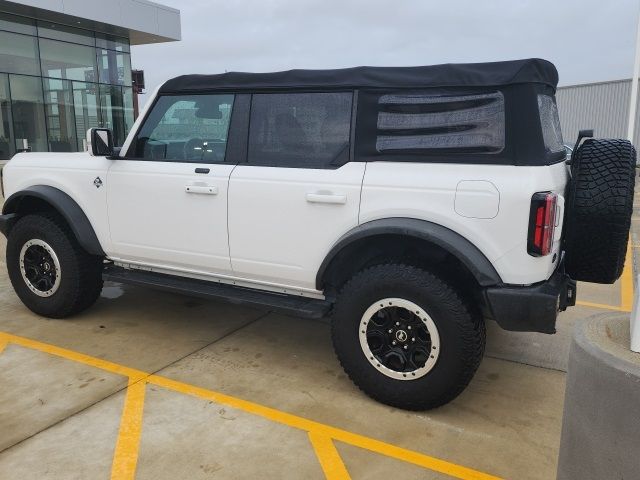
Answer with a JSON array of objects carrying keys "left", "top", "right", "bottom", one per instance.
[
  {"left": 306, "top": 192, "right": 347, "bottom": 204},
  {"left": 186, "top": 184, "right": 218, "bottom": 195}
]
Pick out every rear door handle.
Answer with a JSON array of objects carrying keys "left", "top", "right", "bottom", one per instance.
[
  {"left": 186, "top": 184, "right": 218, "bottom": 195},
  {"left": 305, "top": 192, "right": 347, "bottom": 204}
]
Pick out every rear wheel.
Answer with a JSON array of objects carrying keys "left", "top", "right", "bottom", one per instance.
[
  {"left": 6, "top": 213, "right": 103, "bottom": 318},
  {"left": 331, "top": 264, "right": 485, "bottom": 410}
]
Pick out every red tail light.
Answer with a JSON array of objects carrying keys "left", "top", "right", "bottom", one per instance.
[{"left": 527, "top": 192, "right": 557, "bottom": 256}]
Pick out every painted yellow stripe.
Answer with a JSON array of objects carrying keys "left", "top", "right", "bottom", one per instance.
[
  {"left": 149, "top": 375, "right": 501, "bottom": 480},
  {"left": 0, "top": 332, "right": 147, "bottom": 382},
  {"left": 111, "top": 380, "right": 147, "bottom": 480},
  {"left": 620, "top": 241, "right": 634, "bottom": 312},
  {"left": 0, "top": 331, "right": 502, "bottom": 480},
  {"left": 575, "top": 300, "right": 630, "bottom": 312},
  {"left": 308, "top": 432, "right": 351, "bottom": 480},
  {"left": 0, "top": 336, "right": 8, "bottom": 356}
]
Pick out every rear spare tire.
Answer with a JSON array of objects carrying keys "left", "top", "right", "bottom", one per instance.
[{"left": 564, "top": 139, "right": 636, "bottom": 284}]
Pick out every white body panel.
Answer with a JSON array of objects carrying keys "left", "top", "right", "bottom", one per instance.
[
  {"left": 106, "top": 160, "right": 235, "bottom": 273},
  {"left": 2, "top": 152, "right": 112, "bottom": 252},
  {"left": 228, "top": 163, "right": 366, "bottom": 290},
  {"left": 359, "top": 161, "right": 569, "bottom": 285}
]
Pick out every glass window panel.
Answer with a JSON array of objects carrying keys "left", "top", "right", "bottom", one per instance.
[
  {"left": 0, "top": 12, "right": 37, "bottom": 35},
  {"left": 122, "top": 86, "right": 135, "bottom": 136},
  {"left": 0, "top": 74, "right": 15, "bottom": 160},
  {"left": 9, "top": 74, "right": 47, "bottom": 152},
  {"left": 43, "top": 78, "right": 77, "bottom": 152},
  {"left": 131, "top": 94, "right": 234, "bottom": 163},
  {"left": 37, "top": 21, "right": 95, "bottom": 46},
  {"left": 538, "top": 94, "right": 564, "bottom": 154},
  {"left": 39, "top": 38, "right": 97, "bottom": 82},
  {"left": 72, "top": 82, "right": 100, "bottom": 151},
  {"left": 95, "top": 33, "right": 130, "bottom": 52},
  {"left": 98, "top": 49, "right": 132, "bottom": 86},
  {"left": 248, "top": 92, "right": 352, "bottom": 168},
  {"left": 0, "top": 31, "right": 40, "bottom": 76},
  {"left": 99, "top": 85, "right": 134, "bottom": 147},
  {"left": 375, "top": 92, "right": 505, "bottom": 154}
]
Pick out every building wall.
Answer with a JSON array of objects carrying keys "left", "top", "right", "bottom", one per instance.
[
  {"left": 0, "top": 10, "right": 135, "bottom": 160},
  {"left": 556, "top": 78, "right": 640, "bottom": 147}
]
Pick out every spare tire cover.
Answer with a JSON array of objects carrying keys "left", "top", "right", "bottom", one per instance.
[{"left": 563, "top": 139, "right": 636, "bottom": 284}]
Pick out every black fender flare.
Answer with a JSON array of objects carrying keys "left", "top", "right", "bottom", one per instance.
[
  {"left": 2, "top": 185, "right": 105, "bottom": 256},
  {"left": 316, "top": 217, "right": 502, "bottom": 289}
]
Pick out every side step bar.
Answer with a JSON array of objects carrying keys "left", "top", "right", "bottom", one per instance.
[{"left": 102, "top": 265, "right": 332, "bottom": 319}]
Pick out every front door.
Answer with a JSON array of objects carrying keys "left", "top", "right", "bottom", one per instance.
[{"left": 106, "top": 93, "right": 237, "bottom": 275}]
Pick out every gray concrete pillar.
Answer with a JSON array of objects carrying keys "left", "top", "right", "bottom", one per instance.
[{"left": 557, "top": 313, "right": 640, "bottom": 479}]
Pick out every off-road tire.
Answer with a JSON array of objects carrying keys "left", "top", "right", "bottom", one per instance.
[
  {"left": 6, "top": 213, "right": 103, "bottom": 318},
  {"left": 331, "top": 264, "right": 485, "bottom": 410},
  {"left": 564, "top": 139, "right": 636, "bottom": 284}
]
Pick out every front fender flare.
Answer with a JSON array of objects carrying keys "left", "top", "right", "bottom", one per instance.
[
  {"left": 316, "top": 218, "right": 502, "bottom": 289},
  {"left": 2, "top": 185, "right": 105, "bottom": 256}
]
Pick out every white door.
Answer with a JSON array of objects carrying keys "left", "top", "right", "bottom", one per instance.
[
  {"left": 228, "top": 92, "right": 363, "bottom": 291},
  {"left": 106, "top": 93, "right": 236, "bottom": 274}
]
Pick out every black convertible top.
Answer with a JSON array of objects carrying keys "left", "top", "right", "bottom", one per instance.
[{"left": 159, "top": 58, "right": 558, "bottom": 94}]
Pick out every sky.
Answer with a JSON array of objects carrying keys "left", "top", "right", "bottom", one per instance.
[{"left": 132, "top": 0, "right": 640, "bottom": 105}]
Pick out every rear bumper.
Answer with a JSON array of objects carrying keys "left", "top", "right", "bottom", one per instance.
[{"left": 483, "top": 266, "right": 576, "bottom": 334}]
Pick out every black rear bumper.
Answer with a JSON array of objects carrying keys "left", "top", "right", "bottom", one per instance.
[{"left": 483, "top": 267, "right": 576, "bottom": 334}]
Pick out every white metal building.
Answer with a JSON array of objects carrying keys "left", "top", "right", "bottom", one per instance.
[{"left": 556, "top": 79, "right": 640, "bottom": 146}]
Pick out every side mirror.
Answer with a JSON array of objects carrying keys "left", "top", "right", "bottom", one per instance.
[{"left": 87, "top": 128, "right": 114, "bottom": 157}]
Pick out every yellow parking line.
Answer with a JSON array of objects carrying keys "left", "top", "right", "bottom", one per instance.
[
  {"left": 0, "top": 331, "right": 502, "bottom": 480},
  {"left": 620, "top": 241, "right": 634, "bottom": 311},
  {"left": 308, "top": 432, "right": 351, "bottom": 479},
  {"left": 575, "top": 240, "right": 635, "bottom": 313},
  {"left": 111, "top": 379, "right": 147, "bottom": 480}
]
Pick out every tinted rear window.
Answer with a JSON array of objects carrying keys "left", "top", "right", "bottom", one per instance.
[
  {"left": 247, "top": 92, "right": 352, "bottom": 168},
  {"left": 375, "top": 92, "right": 505, "bottom": 154}
]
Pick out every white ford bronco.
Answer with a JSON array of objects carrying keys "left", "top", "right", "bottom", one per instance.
[{"left": 0, "top": 59, "right": 635, "bottom": 410}]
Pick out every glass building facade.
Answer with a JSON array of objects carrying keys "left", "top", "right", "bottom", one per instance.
[{"left": 0, "top": 11, "right": 134, "bottom": 160}]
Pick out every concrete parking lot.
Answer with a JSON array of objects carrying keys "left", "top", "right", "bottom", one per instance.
[{"left": 0, "top": 199, "right": 637, "bottom": 479}]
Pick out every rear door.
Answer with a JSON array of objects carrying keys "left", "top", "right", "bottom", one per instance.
[
  {"left": 106, "top": 93, "right": 244, "bottom": 275},
  {"left": 228, "top": 91, "right": 363, "bottom": 292}
]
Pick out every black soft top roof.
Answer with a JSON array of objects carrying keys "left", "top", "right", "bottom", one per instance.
[{"left": 159, "top": 58, "right": 558, "bottom": 94}]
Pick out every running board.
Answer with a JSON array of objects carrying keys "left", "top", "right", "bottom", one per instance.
[{"left": 102, "top": 265, "right": 332, "bottom": 319}]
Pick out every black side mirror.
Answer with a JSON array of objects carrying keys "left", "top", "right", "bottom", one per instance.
[{"left": 88, "top": 128, "right": 114, "bottom": 157}]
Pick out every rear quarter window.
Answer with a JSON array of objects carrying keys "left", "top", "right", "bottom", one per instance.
[
  {"left": 374, "top": 92, "right": 505, "bottom": 154},
  {"left": 537, "top": 94, "right": 564, "bottom": 155}
]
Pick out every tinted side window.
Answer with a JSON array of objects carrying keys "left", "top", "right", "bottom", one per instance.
[
  {"left": 248, "top": 92, "right": 352, "bottom": 168},
  {"left": 131, "top": 94, "right": 234, "bottom": 162},
  {"left": 375, "top": 92, "right": 505, "bottom": 154},
  {"left": 537, "top": 94, "right": 564, "bottom": 155}
]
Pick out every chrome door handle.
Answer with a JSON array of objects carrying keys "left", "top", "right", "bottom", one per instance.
[
  {"left": 185, "top": 184, "right": 218, "bottom": 195},
  {"left": 305, "top": 192, "right": 347, "bottom": 204}
]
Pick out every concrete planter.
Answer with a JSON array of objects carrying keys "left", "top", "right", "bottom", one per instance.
[{"left": 557, "top": 313, "right": 640, "bottom": 480}]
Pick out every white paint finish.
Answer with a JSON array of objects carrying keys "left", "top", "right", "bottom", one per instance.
[
  {"left": 454, "top": 180, "right": 500, "bottom": 219},
  {"left": 1, "top": 151, "right": 112, "bottom": 252},
  {"left": 106, "top": 160, "right": 235, "bottom": 274},
  {"left": 228, "top": 163, "right": 366, "bottom": 289},
  {"left": 360, "top": 161, "right": 569, "bottom": 285}
]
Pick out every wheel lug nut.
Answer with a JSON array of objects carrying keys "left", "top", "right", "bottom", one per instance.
[
  {"left": 412, "top": 337, "right": 415, "bottom": 342},
  {"left": 392, "top": 340, "right": 396, "bottom": 345},
  {"left": 395, "top": 322, "right": 400, "bottom": 326},
  {"left": 388, "top": 329, "right": 393, "bottom": 333},
  {"left": 407, "top": 326, "right": 411, "bottom": 330},
  {"left": 403, "top": 345, "right": 408, "bottom": 350}
]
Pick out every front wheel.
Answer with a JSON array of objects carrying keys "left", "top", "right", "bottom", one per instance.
[
  {"left": 331, "top": 264, "right": 485, "bottom": 410},
  {"left": 6, "top": 213, "right": 104, "bottom": 318}
]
